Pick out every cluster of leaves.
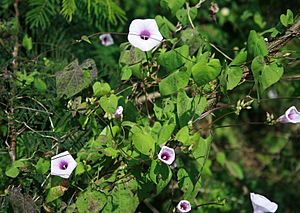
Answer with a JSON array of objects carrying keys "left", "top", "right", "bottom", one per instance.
[{"left": 1, "top": 0, "right": 300, "bottom": 212}]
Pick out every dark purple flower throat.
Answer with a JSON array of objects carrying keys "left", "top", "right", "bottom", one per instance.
[
  {"left": 161, "top": 152, "right": 171, "bottom": 160},
  {"left": 140, "top": 30, "right": 151, "bottom": 40},
  {"left": 180, "top": 202, "right": 189, "bottom": 210},
  {"left": 59, "top": 160, "right": 69, "bottom": 170}
]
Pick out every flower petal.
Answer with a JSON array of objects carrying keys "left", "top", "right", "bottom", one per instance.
[
  {"left": 51, "top": 151, "right": 77, "bottom": 179},
  {"left": 128, "top": 19, "right": 163, "bottom": 51},
  {"left": 177, "top": 200, "right": 191, "bottom": 213},
  {"left": 250, "top": 192, "right": 278, "bottom": 213},
  {"left": 158, "top": 146, "right": 175, "bottom": 165},
  {"left": 279, "top": 106, "right": 300, "bottom": 124},
  {"left": 99, "top": 34, "right": 114, "bottom": 46}
]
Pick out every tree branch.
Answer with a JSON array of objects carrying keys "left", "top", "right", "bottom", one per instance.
[
  {"left": 268, "top": 16, "right": 300, "bottom": 54},
  {"left": 8, "top": 0, "right": 20, "bottom": 161}
]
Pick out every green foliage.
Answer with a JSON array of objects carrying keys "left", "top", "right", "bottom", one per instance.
[
  {"left": 280, "top": 9, "right": 294, "bottom": 27},
  {"left": 251, "top": 56, "right": 284, "bottom": 94},
  {"left": 26, "top": 0, "right": 56, "bottom": 29},
  {"left": 131, "top": 125, "right": 155, "bottom": 156},
  {"left": 247, "top": 30, "right": 268, "bottom": 58},
  {"left": 56, "top": 59, "right": 97, "bottom": 98},
  {"left": 1, "top": 1, "right": 300, "bottom": 212},
  {"left": 61, "top": 0, "right": 76, "bottom": 22},
  {"left": 75, "top": 190, "right": 107, "bottom": 212},
  {"left": 159, "top": 70, "right": 190, "bottom": 96},
  {"left": 192, "top": 53, "right": 222, "bottom": 86}
]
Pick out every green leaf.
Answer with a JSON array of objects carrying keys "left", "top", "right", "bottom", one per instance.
[
  {"left": 247, "top": 30, "right": 268, "bottom": 58},
  {"left": 166, "top": 0, "right": 185, "bottom": 15},
  {"left": 103, "top": 147, "right": 119, "bottom": 158},
  {"left": 150, "top": 161, "right": 172, "bottom": 194},
  {"left": 75, "top": 161, "right": 85, "bottom": 176},
  {"left": 76, "top": 190, "right": 107, "bottom": 213},
  {"left": 226, "top": 67, "right": 243, "bottom": 90},
  {"left": 227, "top": 161, "right": 244, "bottom": 180},
  {"left": 100, "top": 94, "right": 118, "bottom": 114},
  {"left": 280, "top": 9, "right": 294, "bottom": 27},
  {"left": 157, "top": 119, "right": 176, "bottom": 145},
  {"left": 230, "top": 48, "right": 248, "bottom": 66},
  {"left": 93, "top": 82, "right": 111, "bottom": 97},
  {"left": 119, "top": 46, "right": 144, "bottom": 65},
  {"left": 131, "top": 126, "right": 155, "bottom": 156},
  {"left": 46, "top": 186, "right": 67, "bottom": 203},
  {"left": 192, "top": 135, "right": 211, "bottom": 168},
  {"left": 121, "top": 67, "right": 132, "bottom": 80},
  {"left": 175, "top": 126, "right": 190, "bottom": 145},
  {"left": 34, "top": 77, "right": 47, "bottom": 92},
  {"left": 253, "top": 12, "right": 265, "bottom": 29},
  {"left": 35, "top": 158, "right": 50, "bottom": 174},
  {"left": 81, "top": 35, "right": 91, "bottom": 44},
  {"left": 5, "top": 160, "right": 26, "bottom": 178},
  {"left": 192, "top": 55, "right": 221, "bottom": 86},
  {"left": 5, "top": 166, "right": 19, "bottom": 178},
  {"left": 22, "top": 34, "right": 32, "bottom": 51},
  {"left": 56, "top": 59, "right": 98, "bottom": 98},
  {"left": 216, "top": 152, "right": 226, "bottom": 167},
  {"left": 61, "top": 0, "right": 76, "bottom": 22},
  {"left": 181, "top": 28, "right": 201, "bottom": 55},
  {"left": 192, "top": 95, "right": 207, "bottom": 116},
  {"left": 177, "top": 89, "right": 192, "bottom": 127},
  {"left": 251, "top": 56, "right": 284, "bottom": 92},
  {"left": 158, "top": 45, "right": 189, "bottom": 72},
  {"left": 159, "top": 70, "right": 190, "bottom": 96},
  {"left": 177, "top": 168, "right": 194, "bottom": 199},
  {"left": 176, "top": 7, "right": 197, "bottom": 25},
  {"left": 102, "top": 179, "right": 139, "bottom": 213},
  {"left": 155, "top": 15, "right": 176, "bottom": 39}
]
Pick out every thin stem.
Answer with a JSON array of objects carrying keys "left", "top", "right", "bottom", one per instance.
[
  {"left": 186, "top": 2, "right": 195, "bottom": 29},
  {"left": 209, "top": 42, "right": 233, "bottom": 61},
  {"left": 195, "top": 201, "right": 225, "bottom": 208},
  {"left": 143, "top": 52, "right": 151, "bottom": 118}
]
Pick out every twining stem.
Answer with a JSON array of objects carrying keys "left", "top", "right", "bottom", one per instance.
[
  {"left": 186, "top": 2, "right": 195, "bottom": 29},
  {"left": 143, "top": 52, "right": 151, "bottom": 118},
  {"left": 8, "top": 0, "right": 20, "bottom": 162}
]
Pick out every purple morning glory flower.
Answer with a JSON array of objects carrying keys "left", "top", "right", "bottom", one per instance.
[
  {"left": 51, "top": 151, "right": 77, "bottom": 179},
  {"left": 114, "top": 106, "right": 123, "bottom": 119},
  {"left": 250, "top": 193, "right": 278, "bottom": 213},
  {"left": 127, "top": 19, "right": 163, "bottom": 51},
  {"left": 99, "top": 34, "right": 114, "bottom": 46},
  {"left": 278, "top": 106, "right": 300, "bottom": 123},
  {"left": 158, "top": 146, "right": 175, "bottom": 165},
  {"left": 177, "top": 200, "right": 191, "bottom": 213}
]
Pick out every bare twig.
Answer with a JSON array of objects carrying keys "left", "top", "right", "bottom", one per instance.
[
  {"left": 15, "top": 120, "right": 59, "bottom": 142},
  {"left": 268, "top": 16, "right": 300, "bottom": 54},
  {"left": 8, "top": 0, "right": 20, "bottom": 162}
]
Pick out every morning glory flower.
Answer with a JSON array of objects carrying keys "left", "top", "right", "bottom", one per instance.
[
  {"left": 99, "top": 34, "right": 114, "bottom": 46},
  {"left": 177, "top": 200, "right": 191, "bottom": 213},
  {"left": 127, "top": 19, "right": 163, "bottom": 51},
  {"left": 278, "top": 106, "right": 300, "bottom": 123},
  {"left": 51, "top": 151, "right": 77, "bottom": 179},
  {"left": 114, "top": 106, "right": 123, "bottom": 119},
  {"left": 158, "top": 146, "right": 175, "bottom": 165},
  {"left": 250, "top": 192, "right": 278, "bottom": 213}
]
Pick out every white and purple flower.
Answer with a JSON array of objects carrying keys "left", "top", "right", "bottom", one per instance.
[
  {"left": 128, "top": 19, "right": 163, "bottom": 52},
  {"left": 177, "top": 200, "right": 191, "bottom": 213},
  {"left": 278, "top": 106, "right": 300, "bottom": 124},
  {"left": 114, "top": 106, "right": 123, "bottom": 119},
  {"left": 250, "top": 192, "right": 278, "bottom": 213},
  {"left": 99, "top": 34, "right": 114, "bottom": 46},
  {"left": 51, "top": 151, "right": 77, "bottom": 179},
  {"left": 158, "top": 146, "right": 175, "bottom": 165}
]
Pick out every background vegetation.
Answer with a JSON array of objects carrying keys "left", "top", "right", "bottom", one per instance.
[{"left": 1, "top": 0, "right": 300, "bottom": 212}]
